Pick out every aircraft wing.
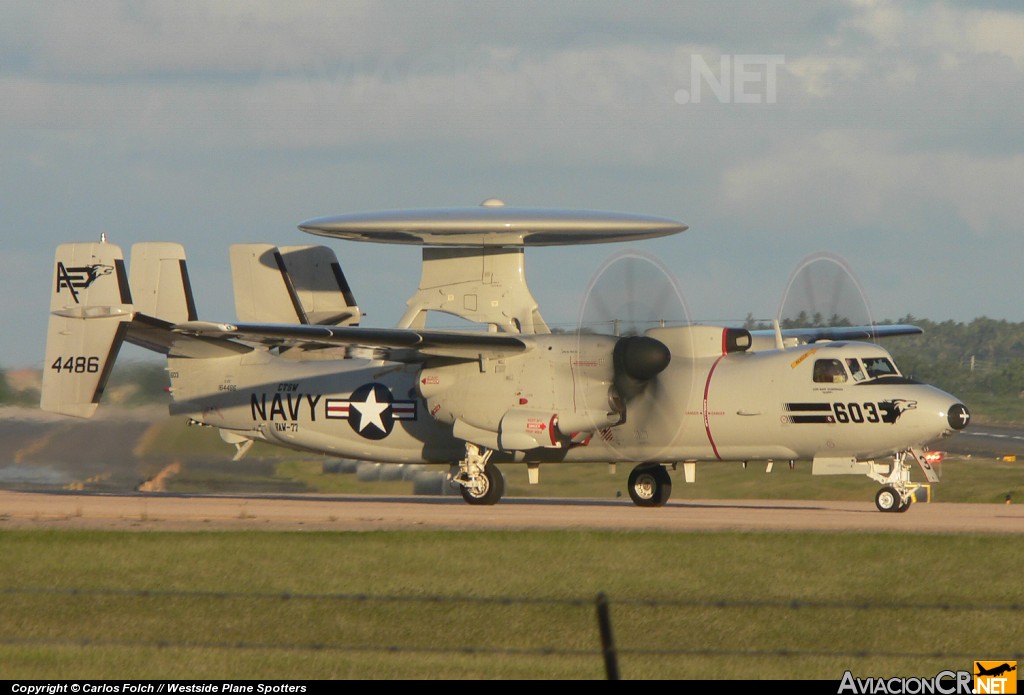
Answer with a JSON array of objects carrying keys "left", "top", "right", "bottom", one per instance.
[
  {"left": 752, "top": 324, "right": 924, "bottom": 344},
  {"left": 173, "top": 321, "right": 530, "bottom": 360}
]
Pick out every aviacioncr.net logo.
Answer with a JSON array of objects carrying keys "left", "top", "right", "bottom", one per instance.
[{"left": 838, "top": 670, "right": 974, "bottom": 694}]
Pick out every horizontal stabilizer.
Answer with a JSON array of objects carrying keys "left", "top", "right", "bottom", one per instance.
[
  {"left": 173, "top": 320, "right": 528, "bottom": 360},
  {"left": 125, "top": 314, "right": 252, "bottom": 358}
]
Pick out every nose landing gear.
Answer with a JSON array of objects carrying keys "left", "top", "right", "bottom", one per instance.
[
  {"left": 874, "top": 485, "right": 910, "bottom": 513},
  {"left": 869, "top": 448, "right": 938, "bottom": 512}
]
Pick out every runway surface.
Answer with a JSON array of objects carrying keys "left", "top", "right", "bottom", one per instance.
[{"left": 1, "top": 490, "right": 1021, "bottom": 533}]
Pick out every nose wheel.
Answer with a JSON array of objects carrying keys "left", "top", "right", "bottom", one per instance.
[{"left": 875, "top": 485, "right": 910, "bottom": 513}]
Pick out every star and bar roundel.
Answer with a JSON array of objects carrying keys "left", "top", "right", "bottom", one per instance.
[{"left": 325, "top": 383, "right": 417, "bottom": 440}]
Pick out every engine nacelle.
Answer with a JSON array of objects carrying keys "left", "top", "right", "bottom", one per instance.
[
  {"left": 648, "top": 325, "right": 751, "bottom": 359},
  {"left": 416, "top": 333, "right": 622, "bottom": 450}
]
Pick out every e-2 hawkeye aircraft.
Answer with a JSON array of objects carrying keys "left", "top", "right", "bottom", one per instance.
[{"left": 41, "top": 201, "right": 970, "bottom": 511}]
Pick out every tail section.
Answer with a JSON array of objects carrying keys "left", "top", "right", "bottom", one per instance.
[
  {"left": 42, "top": 241, "right": 252, "bottom": 418},
  {"left": 230, "top": 244, "right": 361, "bottom": 326},
  {"left": 42, "top": 242, "right": 133, "bottom": 417}
]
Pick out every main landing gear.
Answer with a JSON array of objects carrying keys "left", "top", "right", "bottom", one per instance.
[
  {"left": 627, "top": 463, "right": 673, "bottom": 507},
  {"left": 450, "top": 443, "right": 505, "bottom": 505},
  {"left": 450, "top": 444, "right": 677, "bottom": 508}
]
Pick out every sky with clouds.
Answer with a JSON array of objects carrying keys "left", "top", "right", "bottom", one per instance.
[{"left": 3, "top": 0, "right": 1023, "bottom": 370}]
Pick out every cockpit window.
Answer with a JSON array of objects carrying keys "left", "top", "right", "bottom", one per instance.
[
  {"left": 846, "top": 358, "right": 866, "bottom": 382},
  {"left": 813, "top": 359, "right": 848, "bottom": 383},
  {"left": 863, "top": 357, "right": 898, "bottom": 379}
]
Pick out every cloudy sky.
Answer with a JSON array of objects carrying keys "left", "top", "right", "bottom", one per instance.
[{"left": 3, "top": 0, "right": 1023, "bottom": 370}]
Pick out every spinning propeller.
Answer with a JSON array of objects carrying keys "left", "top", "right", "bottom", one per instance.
[
  {"left": 576, "top": 251, "right": 693, "bottom": 458},
  {"left": 777, "top": 252, "right": 874, "bottom": 334},
  {"left": 577, "top": 249, "right": 690, "bottom": 336}
]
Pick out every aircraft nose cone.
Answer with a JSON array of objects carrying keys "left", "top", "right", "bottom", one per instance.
[{"left": 947, "top": 403, "right": 970, "bottom": 431}]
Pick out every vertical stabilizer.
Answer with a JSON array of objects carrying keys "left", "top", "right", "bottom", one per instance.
[
  {"left": 129, "top": 242, "right": 197, "bottom": 323},
  {"left": 278, "top": 245, "right": 361, "bottom": 326},
  {"left": 42, "top": 242, "right": 134, "bottom": 417},
  {"left": 230, "top": 244, "right": 361, "bottom": 325}
]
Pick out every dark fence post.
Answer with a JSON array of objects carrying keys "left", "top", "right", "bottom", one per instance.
[{"left": 596, "top": 591, "right": 620, "bottom": 680}]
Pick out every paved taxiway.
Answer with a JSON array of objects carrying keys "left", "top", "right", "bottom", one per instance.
[{"left": 1, "top": 490, "right": 1021, "bottom": 533}]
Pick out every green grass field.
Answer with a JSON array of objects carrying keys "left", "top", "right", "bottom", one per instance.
[{"left": 1, "top": 529, "right": 1022, "bottom": 680}]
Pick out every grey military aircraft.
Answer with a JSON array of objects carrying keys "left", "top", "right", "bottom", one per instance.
[{"left": 41, "top": 201, "right": 970, "bottom": 511}]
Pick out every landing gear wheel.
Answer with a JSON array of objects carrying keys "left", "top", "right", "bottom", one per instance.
[
  {"left": 875, "top": 486, "right": 901, "bottom": 513},
  {"left": 460, "top": 464, "right": 505, "bottom": 506},
  {"left": 628, "top": 464, "right": 672, "bottom": 507},
  {"left": 896, "top": 497, "right": 911, "bottom": 513}
]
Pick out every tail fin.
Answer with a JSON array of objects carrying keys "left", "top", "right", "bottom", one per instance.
[
  {"left": 230, "top": 244, "right": 361, "bottom": 326},
  {"left": 124, "top": 242, "right": 249, "bottom": 359},
  {"left": 42, "top": 242, "right": 133, "bottom": 418},
  {"left": 129, "top": 242, "right": 197, "bottom": 324}
]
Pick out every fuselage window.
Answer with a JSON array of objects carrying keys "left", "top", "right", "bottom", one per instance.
[
  {"left": 863, "top": 357, "right": 897, "bottom": 379},
  {"left": 846, "top": 358, "right": 866, "bottom": 382},
  {"left": 813, "top": 358, "right": 848, "bottom": 383}
]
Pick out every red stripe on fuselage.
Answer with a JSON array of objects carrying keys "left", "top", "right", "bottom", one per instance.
[{"left": 703, "top": 354, "right": 726, "bottom": 460}]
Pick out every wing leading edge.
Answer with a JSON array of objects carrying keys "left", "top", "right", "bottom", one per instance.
[{"left": 751, "top": 323, "right": 924, "bottom": 344}]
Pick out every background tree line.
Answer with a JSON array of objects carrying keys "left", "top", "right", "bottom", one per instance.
[{"left": 735, "top": 315, "right": 1024, "bottom": 401}]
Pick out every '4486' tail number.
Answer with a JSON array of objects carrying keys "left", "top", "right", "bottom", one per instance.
[{"left": 51, "top": 356, "right": 100, "bottom": 374}]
